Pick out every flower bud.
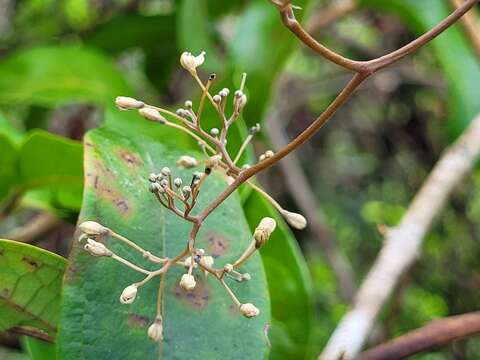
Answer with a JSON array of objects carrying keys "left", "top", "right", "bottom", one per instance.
[
  {"left": 161, "top": 167, "right": 171, "bottom": 176},
  {"left": 180, "top": 51, "right": 206, "bottom": 73},
  {"left": 179, "top": 274, "right": 196, "bottom": 291},
  {"left": 115, "top": 96, "right": 144, "bottom": 110},
  {"left": 148, "top": 317, "right": 163, "bottom": 342},
  {"left": 242, "top": 273, "right": 251, "bottom": 281},
  {"left": 174, "top": 178, "right": 182, "bottom": 188},
  {"left": 219, "top": 88, "right": 229, "bottom": 97},
  {"left": 213, "top": 94, "right": 222, "bottom": 103},
  {"left": 199, "top": 256, "right": 214, "bottom": 276},
  {"left": 254, "top": 217, "right": 276, "bottom": 248},
  {"left": 120, "top": 284, "right": 138, "bottom": 304},
  {"left": 84, "top": 238, "right": 112, "bottom": 257},
  {"left": 184, "top": 100, "right": 193, "bottom": 109},
  {"left": 249, "top": 123, "right": 261, "bottom": 135},
  {"left": 224, "top": 263, "right": 234, "bottom": 273},
  {"left": 210, "top": 128, "right": 219, "bottom": 136},
  {"left": 205, "top": 154, "right": 222, "bottom": 170},
  {"left": 177, "top": 155, "right": 198, "bottom": 169},
  {"left": 183, "top": 256, "right": 197, "bottom": 269},
  {"left": 264, "top": 150, "right": 274, "bottom": 158},
  {"left": 149, "top": 182, "right": 162, "bottom": 193},
  {"left": 139, "top": 108, "right": 166, "bottom": 123},
  {"left": 281, "top": 210, "right": 307, "bottom": 230},
  {"left": 240, "top": 303, "right": 260, "bottom": 318},
  {"left": 79, "top": 221, "right": 109, "bottom": 236}
]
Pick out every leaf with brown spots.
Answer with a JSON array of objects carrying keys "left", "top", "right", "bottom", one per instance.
[
  {"left": 58, "top": 128, "right": 270, "bottom": 359},
  {"left": 0, "top": 239, "right": 66, "bottom": 337}
]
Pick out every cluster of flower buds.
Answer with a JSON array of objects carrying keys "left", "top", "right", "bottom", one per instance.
[{"left": 259, "top": 150, "right": 274, "bottom": 162}]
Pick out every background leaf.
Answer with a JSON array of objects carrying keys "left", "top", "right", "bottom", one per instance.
[
  {"left": 57, "top": 127, "right": 271, "bottom": 359},
  {"left": 244, "top": 192, "right": 315, "bottom": 359},
  {"left": 0, "top": 239, "right": 66, "bottom": 337},
  {"left": 0, "top": 45, "right": 131, "bottom": 107}
]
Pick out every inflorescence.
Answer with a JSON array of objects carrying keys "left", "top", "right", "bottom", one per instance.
[{"left": 77, "top": 51, "right": 307, "bottom": 342}]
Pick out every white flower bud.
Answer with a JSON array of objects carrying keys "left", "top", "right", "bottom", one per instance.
[
  {"left": 219, "top": 88, "right": 229, "bottom": 97},
  {"left": 180, "top": 51, "right": 206, "bottom": 73},
  {"left": 210, "top": 128, "right": 219, "bottom": 136},
  {"left": 161, "top": 167, "right": 171, "bottom": 176},
  {"left": 139, "top": 108, "right": 166, "bottom": 123},
  {"left": 183, "top": 256, "right": 198, "bottom": 269},
  {"left": 235, "top": 94, "right": 247, "bottom": 110},
  {"left": 148, "top": 173, "right": 157, "bottom": 182},
  {"left": 264, "top": 150, "right": 274, "bottom": 158},
  {"left": 226, "top": 176, "right": 235, "bottom": 185},
  {"left": 148, "top": 317, "right": 163, "bottom": 342},
  {"left": 254, "top": 217, "right": 276, "bottom": 248},
  {"left": 224, "top": 263, "right": 234, "bottom": 273},
  {"left": 149, "top": 182, "right": 161, "bottom": 193},
  {"left": 79, "top": 221, "right": 109, "bottom": 236},
  {"left": 213, "top": 94, "right": 222, "bottom": 103},
  {"left": 184, "top": 100, "right": 193, "bottom": 109},
  {"left": 84, "top": 238, "right": 112, "bottom": 257},
  {"left": 242, "top": 273, "right": 251, "bottom": 281},
  {"left": 180, "top": 274, "right": 196, "bottom": 291},
  {"left": 281, "top": 210, "right": 307, "bottom": 230},
  {"left": 182, "top": 186, "right": 192, "bottom": 195},
  {"left": 259, "top": 154, "right": 266, "bottom": 161},
  {"left": 240, "top": 303, "right": 260, "bottom": 318},
  {"left": 177, "top": 155, "right": 198, "bottom": 169},
  {"left": 119, "top": 284, "right": 138, "bottom": 304},
  {"left": 199, "top": 255, "right": 214, "bottom": 277},
  {"left": 176, "top": 108, "right": 187, "bottom": 118},
  {"left": 205, "top": 154, "right": 222, "bottom": 169},
  {"left": 115, "top": 96, "right": 144, "bottom": 110},
  {"left": 174, "top": 178, "right": 182, "bottom": 188}
]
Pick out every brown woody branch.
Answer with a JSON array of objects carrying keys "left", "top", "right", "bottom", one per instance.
[{"left": 358, "top": 312, "right": 480, "bottom": 360}]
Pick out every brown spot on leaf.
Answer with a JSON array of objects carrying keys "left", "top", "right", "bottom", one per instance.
[
  {"left": 84, "top": 158, "right": 132, "bottom": 217},
  {"left": 204, "top": 232, "right": 230, "bottom": 257},
  {"left": 116, "top": 148, "right": 142, "bottom": 169},
  {"left": 173, "top": 276, "right": 211, "bottom": 310},
  {"left": 22, "top": 256, "right": 39, "bottom": 270},
  {"left": 0, "top": 248, "right": 4, "bottom": 256},
  {"left": 0, "top": 288, "right": 10, "bottom": 298},
  {"left": 127, "top": 314, "right": 151, "bottom": 328}
]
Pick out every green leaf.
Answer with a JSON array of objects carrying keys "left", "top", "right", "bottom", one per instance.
[
  {"left": 0, "top": 45, "right": 131, "bottom": 107},
  {"left": 0, "top": 134, "right": 19, "bottom": 202},
  {"left": 57, "top": 128, "right": 271, "bottom": 359},
  {"left": 244, "top": 192, "right": 314, "bottom": 359},
  {"left": 0, "top": 112, "right": 24, "bottom": 146},
  {"left": 23, "top": 337, "right": 57, "bottom": 360},
  {"left": 0, "top": 239, "right": 66, "bottom": 336},
  {"left": 19, "top": 130, "right": 83, "bottom": 210},
  {"left": 360, "top": 0, "right": 480, "bottom": 137}
]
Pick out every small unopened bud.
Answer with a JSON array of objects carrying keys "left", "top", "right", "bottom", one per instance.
[
  {"left": 177, "top": 155, "right": 198, "bottom": 169},
  {"left": 161, "top": 167, "right": 171, "bottom": 176},
  {"left": 226, "top": 176, "right": 235, "bottom": 185},
  {"left": 79, "top": 221, "right": 109, "bottom": 236},
  {"left": 84, "top": 238, "right": 112, "bottom": 257},
  {"left": 205, "top": 154, "right": 222, "bottom": 170},
  {"left": 115, "top": 96, "right": 144, "bottom": 110},
  {"left": 120, "top": 284, "right": 138, "bottom": 304},
  {"left": 264, "top": 150, "right": 274, "bottom": 158},
  {"left": 236, "top": 94, "right": 247, "bottom": 110},
  {"left": 180, "top": 51, "right": 206, "bottom": 73},
  {"left": 242, "top": 273, "right": 251, "bottom": 281},
  {"left": 182, "top": 185, "right": 192, "bottom": 195},
  {"left": 254, "top": 217, "right": 276, "bottom": 248},
  {"left": 149, "top": 173, "right": 157, "bottom": 182},
  {"left": 224, "top": 263, "right": 234, "bottom": 273},
  {"left": 176, "top": 108, "right": 187, "bottom": 118},
  {"left": 249, "top": 123, "right": 261, "bottom": 135},
  {"left": 174, "top": 178, "right": 182, "bottom": 188},
  {"left": 213, "top": 94, "right": 222, "bottom": 104},
  {"left": 149, "top": 182, "right": 161, "bottom": 193},
  {"left": 281, "top": 210, "right": 307, "bottom": 230},
  {"left": 210, "top": 128, "right": 219, "bottom": 136},
  {"left": 160, "top": 179, "right": 168, "bottom": 187},
  {"left": 179, "top": 274, "right": 196, "bottom": 291},
  {"left": 219, "top": 88, "right": 229, "bottom": 97},
  {"left": 259, "top": 154, "right": 266, "bottom": 161},
  {"left": 184, "top": 100, "right": 193, "bottom": 109},
  {"left": 240, "top": 303, "right": 260, "bottom": 318},
  {"left": 183, "top": 256, "right": 198, "bottom": 269},
  {"left": 148, "top": 317, "right": 163, "bottom": 342},
  {"left": 139, "top": 108, "right": 166, "bottom": 123}
]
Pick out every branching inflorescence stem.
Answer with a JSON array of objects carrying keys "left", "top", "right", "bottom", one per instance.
[{"left": 76, "top": 0, "right": 478, "bottom": 343}]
